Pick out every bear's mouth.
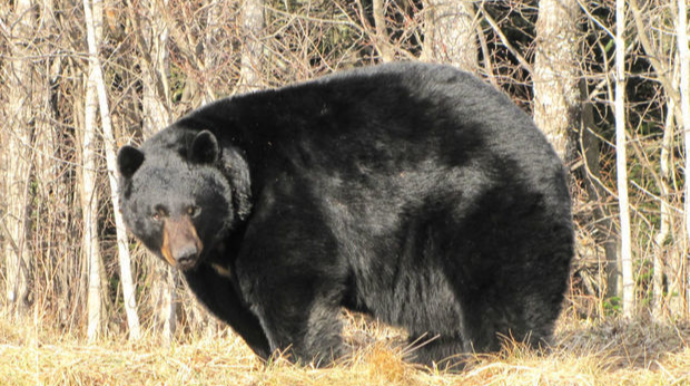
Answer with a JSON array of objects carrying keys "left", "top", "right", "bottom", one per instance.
[{"left": 160, "top": 216, "right": 204, "bottom": 271}]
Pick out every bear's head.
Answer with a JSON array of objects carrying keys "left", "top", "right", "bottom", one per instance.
[{"left": 117, "top": 129, "right": 249, "bottom": 271}]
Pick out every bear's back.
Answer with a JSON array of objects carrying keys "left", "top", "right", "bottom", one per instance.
[{"left": 174, "top": 63, "right": 560, "bottom": 189}]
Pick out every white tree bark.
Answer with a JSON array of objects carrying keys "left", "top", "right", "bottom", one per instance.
[
  {"left": 83, "top": 0, "right": 104, "bottom": 340},
  {"left": 615, "top": 0, "right": 634, "bottom": 318},
  {"left": 83, "top": 0, "right": 141, "bottom": 340},
  {"left": 678, "top": 0, "right": 690, "bottom": 315},
  {"left": 422, "top": 0, "right": 477, "bottom": 72}
]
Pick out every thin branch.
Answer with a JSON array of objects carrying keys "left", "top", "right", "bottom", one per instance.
[
  {"left": 479, "top": 2, "right": 532, "bottom": 74},
  {"left": 629, "top": 0, "right": 682, "bottom": 116}
]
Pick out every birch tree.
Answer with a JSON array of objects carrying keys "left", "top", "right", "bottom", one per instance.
[
  {"left": 83, "top": 0, "right": 105, "bottom": 341},
  {"left": 678, "top": 0, "right": 690, "bottom": 315},
  {"left": 627, "top": 0, "right": 682, "bottom": 318},
  {"left": 654, "top": 63, "right": 678, "bottom": 316},
  {"left": 83, "top": 0, "right": 141, "bottom": 340},
  {"left": 615, "top": 0, "right": 634, "bottom": 317}
]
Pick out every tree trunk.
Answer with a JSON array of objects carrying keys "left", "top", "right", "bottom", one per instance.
[
  {"left": 615, "top": 0, "right": 634, "bottom": 318},
  {"left": 201, "top": 0, "right": 223, "bottom": 104},
  {"left": 2, "top": 0, "right": 36, "bottom": 320},
  {"left": 678, "top": 0, "right": 690, "bottom": 317},
  {"left": 580, "top": 80, "right": 620, "bottom": 312},
  {"left": 140, "top": 0, "right": 176, "bottom": 344},
  {"left": 141, "top": 0, "right": 171, "bottom": 137},
  {"left": 652, "top": 60, "right": 678, "bottom": 318},
  {"left": 83, "top": 0, "right": 141, "bottom": 340},
  {"left": 372, "top": 0, "right": 394, "bottom": 62},
  {"left": 533, "top": 0, "right": 581, "bottom": 164},
  {"left": 151, "top": 264, "right": 177, "bottom": 344},
  {"left": 83, "top": 0, "right": 104, "bottom": 340},
  {"left": 422, "top": 0, "right": 477, "bottom": 72},
  {"left": 238, "top": 0, "right": 265, "bottom": 93},
  {"left": 627, "top": 0, "right": 683, "bottom": 319}
]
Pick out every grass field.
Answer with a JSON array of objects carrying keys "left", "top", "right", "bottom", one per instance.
[{"left": 1, "top": 313, "right": 689, "bottom": 386}]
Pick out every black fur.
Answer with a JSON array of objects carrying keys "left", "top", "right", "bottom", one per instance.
[{"left": 117, "top": 62, "right": 573, "bottom": 367}]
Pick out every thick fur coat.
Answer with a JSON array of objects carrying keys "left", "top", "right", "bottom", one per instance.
[{"left": 117, "top": 62, "right": 573, "bottom": 367}]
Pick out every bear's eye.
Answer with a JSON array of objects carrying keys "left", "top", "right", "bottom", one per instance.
[
  {"left": 152, "top": 206, "right": 168, "bottom": 222},
  {"left": 187, "top": 205, "right": 201, "bottom": 217}
]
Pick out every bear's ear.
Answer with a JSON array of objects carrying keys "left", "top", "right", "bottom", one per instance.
[
  {"left": 117, "top": 145, "right": 145, "bottom": 179},
  {"left": 189, "top": 130, "right": 219, "bottom": 164}
]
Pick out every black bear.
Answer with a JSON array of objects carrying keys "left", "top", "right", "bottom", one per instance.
[{"left": 117, "top": 62, "right": 573, "bottom": 367}]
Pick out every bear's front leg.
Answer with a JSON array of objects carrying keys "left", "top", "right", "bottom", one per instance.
[
  {"left": 236, "top": 206, "right": 348, "bottom": 366},
  {"left": 250, "top": 275, "right": 347, "bottom": 366},
  {"left": 183, "top": 263, "right": 271, "bottom": 359}
]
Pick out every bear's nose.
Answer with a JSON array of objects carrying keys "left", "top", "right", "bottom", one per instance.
[
  {"left": 174, "top": 245, "right": 198, "bottom": 267},
  {"left": 161, "top": 216, "right": 204, "bottom": 269}
]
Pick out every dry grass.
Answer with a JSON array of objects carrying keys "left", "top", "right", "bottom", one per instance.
[{"left": 1, "top": 313, "right": 689, "bottom": 386}]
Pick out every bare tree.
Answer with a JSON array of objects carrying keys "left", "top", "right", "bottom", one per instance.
[
  {"left": 138, "top": 0, "right": 176, "bottom": 343},
  {"left": 83, "top": 0, "right": 141, "bottom": 340},
  {"left": 628, "top": 0, "right": 686, "bottom": 318},
  {"left": 615, "top": 0, "right": 634, "bottom": 318},
  {"left": 238, "top": 0, "right": 266, "bottom": 92},
  {"left": 422, "top": 0, "right": 477, "bottom": 72},
  {"left": 372, "top": 0, "right": 394, "bottom": 62},
  {"left": 140, "top": 0, "right": 172, "bottom": 138},
  {"left": 532, "top": 0, "right": 580, "bottom": 163},
  {"left": 654, "top": 64, "right": 677, "bottom": 317},
  {"left": 580, "top": 81, "right": 621, "bottom": 312},
  {"left": 678, "top": 0, "right": 690, "bottom": 315},
  {"left": 201, "top": 1, "right": 224, "bottom": 104},
  {"left": 2, "top": 0, "right": 36, "bottom": 320},
  {"left": 629, "top": 0, "right": 678, "bottom": 318},
  {"left": 535, "top": 0, "right": 619, "bottom": 315},
  {"left": 30, "top": 0, "right": 77, "bottom": 330},
  {"left": 83, "top": 0, "right": 105, "bottom": 341}
]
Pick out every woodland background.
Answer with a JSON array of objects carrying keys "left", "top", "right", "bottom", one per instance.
[{"left": 1, "top": 0, "right": 690, "bottom": 374}]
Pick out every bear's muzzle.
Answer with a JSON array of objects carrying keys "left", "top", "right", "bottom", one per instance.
[{"left": 160, "top": 216, "right": 204, "bottom": 270}]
